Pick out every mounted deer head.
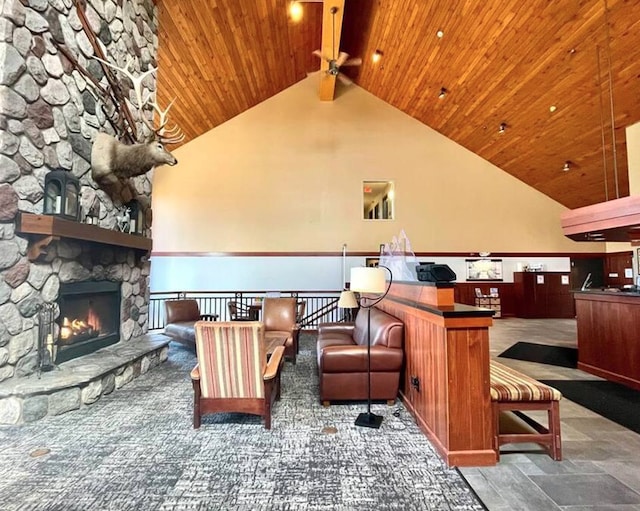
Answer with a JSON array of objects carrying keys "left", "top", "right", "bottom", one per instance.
[{"left": 90, "top": 57, "right": 184, "bottom": 187}]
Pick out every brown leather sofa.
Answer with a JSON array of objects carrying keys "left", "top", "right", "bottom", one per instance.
[
  {"left": 317, "top": 307, "right": 404, "bottom": 405},
  {"left": 164, "top": 299, "right": 217, "bottom": 348}
]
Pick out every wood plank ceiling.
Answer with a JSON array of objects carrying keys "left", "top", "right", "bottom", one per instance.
[{"left": 156, "top": 0, "right": 640, "bottom": 210}]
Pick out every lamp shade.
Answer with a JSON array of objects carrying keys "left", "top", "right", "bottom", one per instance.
[
  {"left": 337, "top": 290, "right": 358, "bottom": 308},
  {"left": 350, "top": 267, "right": 387, "bottom": 294}
]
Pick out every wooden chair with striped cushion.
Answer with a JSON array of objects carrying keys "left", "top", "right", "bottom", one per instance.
[
  {"left": 490, "top": 360, "right": 563, "bottom": 460},
  {"left": 191, "top": 321, "right": 285, "bottom": 429}
]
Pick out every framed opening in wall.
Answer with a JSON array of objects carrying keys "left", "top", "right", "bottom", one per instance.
[
  {"left": 363, "top": 181, "right": 394, "bottom": 220},
  {"left": 365, "top": 258, "right": 380, "bottom": 268},
  {"left": 466, "top": 259, "right": 503, "bottom": 281}
]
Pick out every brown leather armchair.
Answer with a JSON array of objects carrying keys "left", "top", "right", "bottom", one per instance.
[
  {"left": 262, "top": 297, "right": 298, "bottom": 364},
  {"left": 164, "top": 299, "right": 217, "bottom": 348},
  {"left": 317, "top": 307, "right": 403, "bottom": 405},
  {"left": 228, "top": 300, "right": 252, "bottom": 321}
]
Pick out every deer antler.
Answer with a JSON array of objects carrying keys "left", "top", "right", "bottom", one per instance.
[
  {"left": 93, "top": 56, "right": 157, "bottom": 111},
  {"left": 93, "top": 55, "right": 184, "bottom": 145},
  {"left": 147, "top": 99, "right": 185, "bottom": 145},
  {"left": 90, "top": 56, "right": 183, "bottom": 189}
]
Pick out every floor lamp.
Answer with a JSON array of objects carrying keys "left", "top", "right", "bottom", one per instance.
[{"left": 339, "top": 265, "right": 392, "bottom": 429}]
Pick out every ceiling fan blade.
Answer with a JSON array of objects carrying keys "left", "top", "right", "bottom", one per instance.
[
  {"left": 341, "top": 57, "right": 362, "bottom": 67},
  {"left": 335, "top": 51, "right": 350, "bottom": 67},
  {"left": 313, "top": 49, "right": 333, "bottom": 63},
  {"left": 336, "top": 72, "right": 353, "bottom": 86}
]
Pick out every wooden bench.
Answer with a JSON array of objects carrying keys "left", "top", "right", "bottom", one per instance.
[{"left": 490, "top": 360, "right": 562, "bottom": 461}]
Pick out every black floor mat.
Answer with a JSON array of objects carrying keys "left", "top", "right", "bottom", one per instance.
[
  {"left": 539, "top": 379, "right": 640, "bottom": 434},
  {"left": 498, "top": 342, "right": 578, "bottom": 368}
]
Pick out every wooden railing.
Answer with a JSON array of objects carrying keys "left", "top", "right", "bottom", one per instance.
[{"left": 149, "top": 290, "right": 348, "bottom": 331}]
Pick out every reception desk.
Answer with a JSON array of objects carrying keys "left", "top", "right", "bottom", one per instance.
[
  {"left": 378, "top": 281, "right": 497, "bottom": 467},
  {"left": 574, "top": 290, "right": 640, "bottom": 390}
]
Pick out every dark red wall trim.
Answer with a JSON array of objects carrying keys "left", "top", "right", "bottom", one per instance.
[{"left": 151, "top": 251, "right": 607, "bottom": 258}]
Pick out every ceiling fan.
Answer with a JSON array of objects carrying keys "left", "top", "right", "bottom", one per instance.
[{"left": 312, "top": 6, "right": 362, "bottom": 85}]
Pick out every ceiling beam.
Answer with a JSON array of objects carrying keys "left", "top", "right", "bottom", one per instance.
[{"left": 318, "top": 0, "right": 345, "bottom": 101}]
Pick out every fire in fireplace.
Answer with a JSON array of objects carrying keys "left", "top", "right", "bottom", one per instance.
[{"left": 56, "top": 281, "right": 121, "bottom": 364}]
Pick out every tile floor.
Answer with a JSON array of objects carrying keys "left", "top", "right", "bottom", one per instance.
[{"left": 460, "top": 318, "right": 640, "bottom": 511}]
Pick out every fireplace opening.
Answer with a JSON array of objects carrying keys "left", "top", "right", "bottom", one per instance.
[{"left": 57, "top": 281, "right": 121, "bottom": 364}]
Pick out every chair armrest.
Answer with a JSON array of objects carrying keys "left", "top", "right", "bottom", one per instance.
[
  {"left": 319, "top": 322, "right": 355, "bottom": 336},
  {"left": 200, "top": 314, "right": 218, "bottom": 321},
  {"left": 190, "top": 364, "right": 200, "bottom": 380},
  {"left": 264, "top": 346, "right": 284, "bottom": 380}
]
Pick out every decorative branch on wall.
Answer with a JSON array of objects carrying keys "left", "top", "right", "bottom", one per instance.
[
  {"left": 55, "top": 0, "right": 181, "bottom": 201},
  {"left": 56, "top": 0, "right": 140, "bottom": 144}
]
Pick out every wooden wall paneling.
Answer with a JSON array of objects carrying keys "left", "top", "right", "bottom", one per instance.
[
  {"left": 157, "top": 0, "right": 321, "bottom": 145},
  {"left": 156, "top": 0, "right": 640, "bottom": 210},
  {"left": 378, "top": 293, "right": 495, "bottom": 467},
  {"left": 287, "top": 2, "right": 323, "bottom": 75},
  {"left": 447, "top": 327, "right": 492, "bottom": 451},
  {"left": 454, "top": 283, "right": 516, "bottom": 317},
  {"left": 513, "top": 272, "right": 575, "bottom": 318},
  {"left": 604, "top": 251, "right": 633, "bottom": 287},
  {"left": 547, "top": 272, "right": 576, "bottom": 317},
  {"left": 386, "top": 305, "right": 449, "bottom": 451},
  {"left": 575, "top": 292, "right": 640, "bottom": 390}
]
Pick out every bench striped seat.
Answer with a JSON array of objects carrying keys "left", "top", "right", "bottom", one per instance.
[{"left": 490, "top": 360, "right": 562, "bottom": 461}]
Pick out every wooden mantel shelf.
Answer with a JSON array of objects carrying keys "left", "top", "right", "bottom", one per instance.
[{"left": 17, "top": 213, "right": 152, "bottom": 260}]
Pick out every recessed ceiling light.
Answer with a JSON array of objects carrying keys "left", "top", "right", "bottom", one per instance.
[
  {"left": 549, "top": 105, "right": 557, "bottom": 112},
  {"left": 436, "top": 30, "right": 444, "bottom": 38},
  {"left": 498, "top": 122, "right": 507, "bottom": 134},
  {"left": 372, "top": 49, "right": 382, "bottom": 63},
  {"left": 438, "top": 87, "right": 447, "bottom": 99},
  {"left": 563, "top": 161, "right": 571, "bottom": 172}
]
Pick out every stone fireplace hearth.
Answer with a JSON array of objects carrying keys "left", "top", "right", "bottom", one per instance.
[{"left": 0, "top": 229, "right": 171, "bottom": 425}]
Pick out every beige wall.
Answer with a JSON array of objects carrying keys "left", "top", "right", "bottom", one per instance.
[
  {"left": 627, "top": 121, "right": 640, "bottom": 195},
  {"left": 152, "top": 76, "right": 602, "bottom": 254}
]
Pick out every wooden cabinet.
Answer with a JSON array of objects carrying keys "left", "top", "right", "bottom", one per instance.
[
  {"left": 514, "top": 272, "right": 574, "bottom": 318},
  {"left": 604, "top": 251, "right": 633, "bottom": 287},
  {"left": 475, "top": 296, "right": 501, "bottom": 318},
  {"left": 454, "top": 283, "right": 516, "bottom": 317},
  {"left": 379, "top": 281, "right": 496, "bottom": 467},
  {"left": 575, "top": 291, "right": 640, "bottom": 390}
]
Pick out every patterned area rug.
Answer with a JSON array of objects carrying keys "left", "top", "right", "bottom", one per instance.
[{"left": 0, "top": 334, "right": 485, "bottom": 511}]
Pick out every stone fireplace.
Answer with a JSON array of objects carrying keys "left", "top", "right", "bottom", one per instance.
[{"left": 0, "top": 0, "right": 170, "bottom": 425}]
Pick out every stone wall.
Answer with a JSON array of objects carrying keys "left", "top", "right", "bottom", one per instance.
[{"left": 0, "top": 0, "right": 159, "bottom": 385}]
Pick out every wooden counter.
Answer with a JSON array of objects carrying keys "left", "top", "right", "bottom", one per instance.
[
  {"left": 574, "top": 290, "right": 640, "bottom": 390},
  {"left": 378, "top": 281, "right": 496, "bottom": 467}
]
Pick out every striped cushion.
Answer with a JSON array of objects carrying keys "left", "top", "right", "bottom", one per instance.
[
  {"left": 195, "top": 321, "right": 266, "bottom": 399},
  {"left": 490, "top": 361, "right": 562, "bottom": 402}
]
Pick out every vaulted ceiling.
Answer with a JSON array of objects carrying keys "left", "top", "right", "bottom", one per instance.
[{"left": 156, "top": 0, "right": 640, "bottom": 210}]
